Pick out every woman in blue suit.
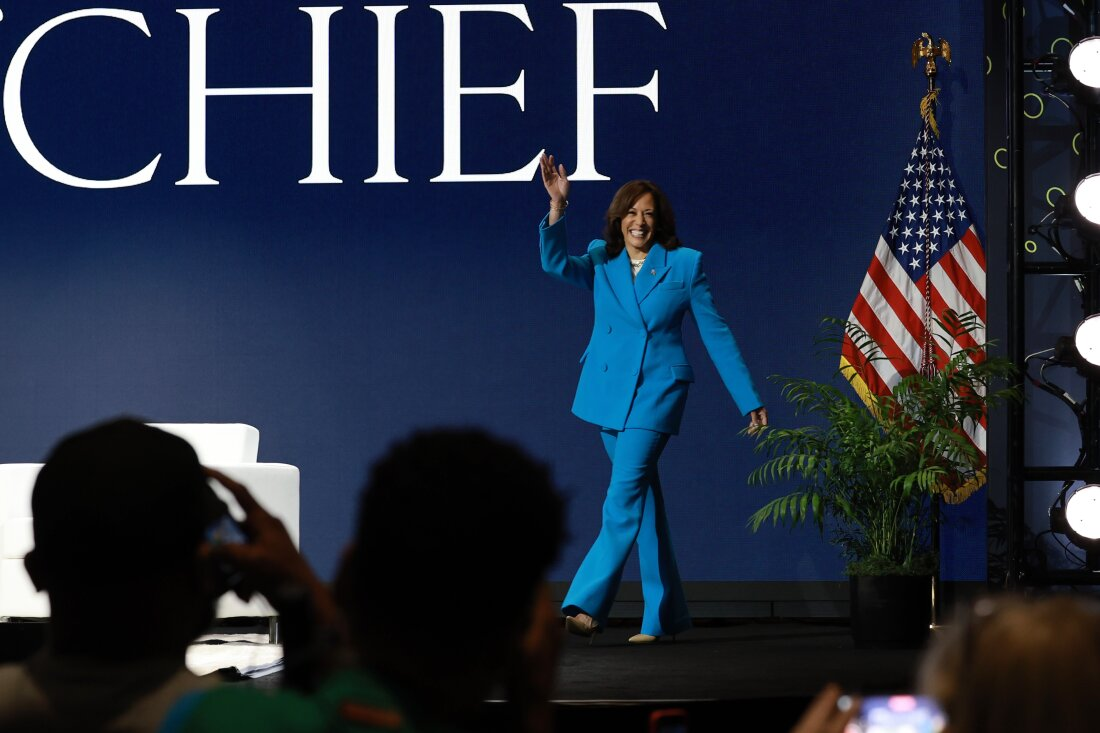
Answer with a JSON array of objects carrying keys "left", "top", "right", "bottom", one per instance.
[{"left": 538, "top": 153, "right": 767, "bottom": 643}]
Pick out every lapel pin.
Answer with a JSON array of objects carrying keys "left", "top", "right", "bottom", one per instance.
[{"left": 650, "top": 269, "right": 656, "bottom": 275}]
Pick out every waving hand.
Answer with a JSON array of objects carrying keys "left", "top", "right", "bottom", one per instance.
[{"left": 540, "top": 152, "right": 570, "bottom": 225}]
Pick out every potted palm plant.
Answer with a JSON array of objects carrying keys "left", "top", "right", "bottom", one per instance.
[{"left": 747, "top": 311, "right": 1019, "bottom": 648}]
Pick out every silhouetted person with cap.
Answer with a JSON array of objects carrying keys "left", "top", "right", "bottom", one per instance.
[
  {"left": 0, "top": 418, "right": 228, "bottom": 733},
  {"left": 161, "top": 426, "right": 567, "bottom": 733}
]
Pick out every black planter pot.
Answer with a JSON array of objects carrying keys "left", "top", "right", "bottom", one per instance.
[{"left": 849, "top": 574, "right": 933, "bottom": 649}]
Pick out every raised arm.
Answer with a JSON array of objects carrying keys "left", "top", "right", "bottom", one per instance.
[
  {"left": 538, "top": 152, "right": 594, "bottom": 290},
  {"left": 540, "top": 152, "right": 570, "bottom": 225}
]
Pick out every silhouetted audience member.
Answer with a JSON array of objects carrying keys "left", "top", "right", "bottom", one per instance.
[
  {"left": 916, "top": 592, "right": 1100, "bottom": 733},
  {"left": 0, "top": 418, "right": 227, "bottom": 733},
  {"left": 161, "top": 427, "right": 567, "bottom": 733},
  {"left": 790, "top": 592, "right": 1100, "bottom": 733}
]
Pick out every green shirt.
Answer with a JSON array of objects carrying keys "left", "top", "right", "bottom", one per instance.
[{"left": 159, "top": 668, "right": 465, "bottom": 733}]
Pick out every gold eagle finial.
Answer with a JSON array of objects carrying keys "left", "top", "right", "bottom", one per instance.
[{"left": 912, "top": 32, "right": 951, "bottom": 73}]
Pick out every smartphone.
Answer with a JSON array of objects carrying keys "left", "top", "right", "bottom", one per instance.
[
  {"left": 200, "top": 482, "right": 250, "bottom": 594},
  {"left": 201, "top": 475, "right": 249, "bottom": 547},
  {"left": 204, "top": 512, "right": 248, "bottom": 547},
  {"left": 843, "top": 694, "right": 945, "bottom": 733},
  {"left": 648, "top": 707, "right": 688, "bottom": 733}
]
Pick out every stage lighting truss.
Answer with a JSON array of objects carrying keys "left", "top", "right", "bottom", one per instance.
[
  {"left": 1038, "top": 36, "right": 1100, "bottom": 105},
  {"left": 1036, "top": 315, "right": 1100, "bottom": 570},
  {"left": 1042, "top": 315, "right": 1100, "bottom": 381},
  {"left": 1028, "top": 39, "right": 1100, "bottom": 242},
  {"left": 1023, "top": 321, "right": 1097, "bottom": 466},
  {"left": 1023, "top": 36, "right": 1100, "bottom": 580},
  {"left": 1050, "top": 482, "right": 1100, "bottom": 567},
  {"left": 1027, "top": 326, "right": 1093, "bottom": 415}
]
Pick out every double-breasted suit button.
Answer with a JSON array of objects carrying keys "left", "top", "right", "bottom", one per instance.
[
  {"left": 601, "top": 364, "right": 608, "bottom": 372},
  {"left": 631, "top": 368, "right": 639, "bottom": 376},
  {"left": 607, "top": 325, "right": 613, "bottom": 333}
]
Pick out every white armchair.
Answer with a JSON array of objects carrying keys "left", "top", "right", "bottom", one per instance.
[
  {"left": 0, "top": 463, "right": 47, "bottom": 619},
  {"left": 0, "top": 423, "right": 300, "bottom": 624}
]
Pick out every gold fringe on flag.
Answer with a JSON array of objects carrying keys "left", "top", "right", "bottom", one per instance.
[
  {"left": 941, "top": 470, "right": 985, "bottom": 505},
  {"left": 839, "top": 355, "right": 879, "bottom": 415}
]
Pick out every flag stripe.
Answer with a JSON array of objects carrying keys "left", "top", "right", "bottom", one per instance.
[
  {"left": 850, "top": 293, "right": 914, "bottom": 381},
  {"left": 864, "top": 242, "right": 926, "bottom": 348},
  {"left": 841, "top": 335, "right": 891, "bottom": 399},
  {"left": 929, "top": 283, "right": 984, "bottom": 359},
  {"left": 843, "top": 314, "right": 900, "bottom": 395},
  {"left": 936, "top": 247, "right": 986, "bottom": 321},
  {"left": 960, "top": 227, "right": 986, "bottom": 271}
]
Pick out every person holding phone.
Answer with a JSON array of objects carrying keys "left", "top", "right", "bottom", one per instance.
[
  {"left": 841, "top": 694, "right": 945, "bottom": 733},
  {"left": 0, "top": 418, "right": 225, "bottom": 733},
  {"left": 162, "top": 427, "right": 568, "bottom": 733},
  {"left": 795, "top": 593, "right": 1100, "bottom": 733},
  {"left": 538, "top": 153, "right": 767, "bottom": 643},
  {"left": 915, "top": 593, "right": 1100, "bottom": 733}
]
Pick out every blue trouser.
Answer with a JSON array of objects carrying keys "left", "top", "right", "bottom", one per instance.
[{"left": 561, "top": 427, "right": 692, "bottom": 636}]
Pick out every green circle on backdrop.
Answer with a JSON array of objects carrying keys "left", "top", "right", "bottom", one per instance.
[
  {"left": 1052, "top": 37, "right": 1073, "bottom": 54},
  {"left": 1024, "top": 93, "right": 1044, "bottom": 119}
]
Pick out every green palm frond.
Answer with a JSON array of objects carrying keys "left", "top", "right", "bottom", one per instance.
[{"left": 746, "top": 312, "right": 1021, "bottom": 574}]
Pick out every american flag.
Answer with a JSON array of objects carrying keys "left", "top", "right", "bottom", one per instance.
[{"left": 840, "top": 121, "right": 988, "bottom": 489}]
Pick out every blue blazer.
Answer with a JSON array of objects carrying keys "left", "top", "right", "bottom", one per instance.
[{"left": 540, "top": 214, "right": 762, "bottom": 435}]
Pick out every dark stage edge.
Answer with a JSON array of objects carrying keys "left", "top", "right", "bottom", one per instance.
[
  {"left": 544, "top": 618, "right": 925, "bottom": 733},
  {"left": 554, "top": 618, "right": 923, "bottom": 700},
  {"left": 249, "top": 618, "right": 926, "bottom": 733},
  {"left": 0, "top": 619, "right": 926, "bottom": 733}
]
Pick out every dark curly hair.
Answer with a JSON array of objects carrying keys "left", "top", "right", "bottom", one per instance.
[
  {"left": 344, "top": 427, "right": 566, "bottom": 683},
  {"left": 603, "top": 179, "right": 682, "bottom": 257}
]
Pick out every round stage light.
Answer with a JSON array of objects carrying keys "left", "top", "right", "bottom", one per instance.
[
  {"left": 1075, "top": 314, "right": 1100, "bottom": 367},
  {"left": 1074, "top": 174, "right": 1100, "bottom": 228},
  {"left": 1066, "top": 484, "right": 1100, "bottom": 541},
  {"left": 1069, "top": 37, "right": 1100, "bottom": 89}
]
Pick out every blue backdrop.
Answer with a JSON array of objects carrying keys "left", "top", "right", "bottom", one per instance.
[{"left": 0, "top": 2, "right": 986, "bottom": 583}]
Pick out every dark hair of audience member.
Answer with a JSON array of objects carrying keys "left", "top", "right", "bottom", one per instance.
[
  {"left": 917, "top": 592, "right": 1100, "bottom": 733},
  {"left": 336, "top": 427, "right": 566, "bottom": 712},
  {"left": 25, "top": 417, "right": 220, "bottom": 659}
]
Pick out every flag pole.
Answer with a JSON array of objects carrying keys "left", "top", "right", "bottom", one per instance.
[
  {"left": 912, "top": 32, "right": 951, "bottom": 376},
  {"left": 911, "top": 32, "right": 951, "bottom": 629}
]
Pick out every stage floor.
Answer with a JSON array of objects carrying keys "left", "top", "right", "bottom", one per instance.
[
  {"left": 554, "top": 618, "right": 923, "bottom": 701},
  {"left": 544, "top": 618, "right": 926, "bottom": 732}
]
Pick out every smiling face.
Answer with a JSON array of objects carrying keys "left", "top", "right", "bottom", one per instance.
[{"left": 621, "top": 192, "right": 657, "bottom": 258}]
